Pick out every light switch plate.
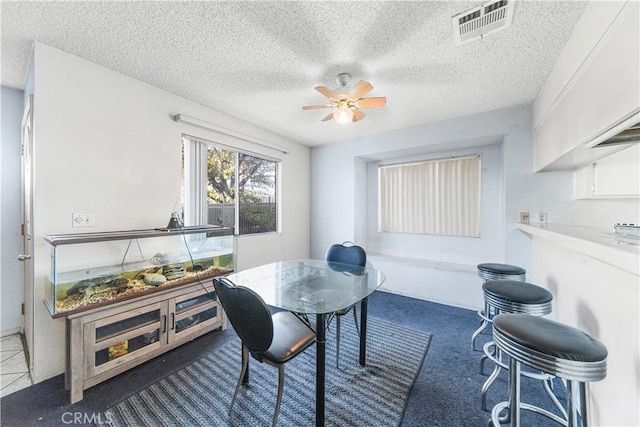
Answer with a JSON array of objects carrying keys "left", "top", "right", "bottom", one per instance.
[{"left": 72, "top": 212, "right": 94, "bottom": 227}]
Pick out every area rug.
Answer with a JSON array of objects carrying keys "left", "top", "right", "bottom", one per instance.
[{"left": 104, "top": 316, "right": 432, "bottom": 426}]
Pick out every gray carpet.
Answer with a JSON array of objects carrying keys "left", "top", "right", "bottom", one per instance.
[{"left": 104, "top": 316, "right": 431, "bottom": 426}]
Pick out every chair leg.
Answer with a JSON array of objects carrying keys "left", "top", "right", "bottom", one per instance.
[
  {"left": 473, "top": 302, "right": 498, "bottom": 351},
  {"left": 567, "top": 380, "right": 587, "bottom": 427},
  {"left": 490, "top": 357, "right": 520, "bottom": 426},
  {"left": 542, "top": 377, "right": 568, "bottom": 421},
  {"left": 578, "top": 381, "right": 588, "bottom": 427},
  {"left": 480, "top": 341, "right": 496, "bottom": 374},
  {"left": 336, "top": 315, "right": 341, "bottom": 368},
  {"left": 273, "top": 365, "right": 285, "bottom": 427},
  {"left": 352, "top": 306, "right": 360, "bottom": 335},
  {"left": 508, "top": 357, "right": 521, "bottom": 426},
  {"left": 472, "top": 318, "right": 489, "bottom": 351},
  {"left": 481, "top": 344, "right": 503, "bottom": 411},
  {"left": 335, "top": 308, "right": 360, "bottom": 369},
  {"left": 229, "top": 344, "right": 249, "bottom": 416}
]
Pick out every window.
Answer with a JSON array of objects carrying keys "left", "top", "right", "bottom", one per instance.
[
  {"left": 182, "top": 136, "right": 278, "bottom": 235},
  {"left": 378, "top": 154, "right": 480, "bottom": 237}
]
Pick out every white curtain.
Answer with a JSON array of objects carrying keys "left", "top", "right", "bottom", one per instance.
[{"left": 378, "top": 155, "right": 480, "bottom": 237}]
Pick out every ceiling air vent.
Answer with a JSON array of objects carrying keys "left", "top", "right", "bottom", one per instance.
[{"left": 452, "top": 0, "right": 515, "bottom": 46}]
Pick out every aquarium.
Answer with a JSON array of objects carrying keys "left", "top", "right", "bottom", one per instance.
[{"left": 44, "top": 226, "right": 234, "bottom": 317}]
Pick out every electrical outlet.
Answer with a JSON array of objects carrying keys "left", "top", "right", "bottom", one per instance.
[
  {"left": 538, "top": 212, "right": 547, "bottom": 224},
  {"left": 72, "top": 212, "right": 94, "bottom": 227}
]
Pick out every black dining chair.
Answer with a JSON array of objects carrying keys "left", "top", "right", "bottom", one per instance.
[
  {"left": 325, "top": 241, "right": 367, "bottom": 368},
  {"left": 213, "top": 277, "right": 316, "bottom": 427}
]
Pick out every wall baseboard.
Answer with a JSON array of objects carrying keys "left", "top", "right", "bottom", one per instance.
[{"left": 0, "top": 328, "right": 22, "bottom": 338}]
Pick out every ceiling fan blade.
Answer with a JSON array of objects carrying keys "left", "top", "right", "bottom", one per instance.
[
  {"left": 302, "top": 104, "right": 332, "bottom": 110},
  {"left": 321, "top": 112, "right": 334, "bottom": 121},
  {"left": 357, "top": 97, "right": 387, "bottom": 108},
  {"left": 315, "top": 86, "right": 340, "bottom": 100},
  {"left": 348, "top": 80, "right": 374, "bottom": 100},
  {"left": 353, "top": 109, "right": 366, "bottom": 122}
]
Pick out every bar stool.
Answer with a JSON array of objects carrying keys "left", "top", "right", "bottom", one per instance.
[
  {"left": 472, "top": 263, "right": 527, "bottom": 351},
  {"left": 490, "top": 314, "right": 607, "bottom": 427},
  {"left": 479, "top": 280, "right": 555, "bottom": 411}
]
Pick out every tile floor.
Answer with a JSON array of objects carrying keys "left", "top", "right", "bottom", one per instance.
[{"left": 1, "top": 334, "right": 32, "bottom": 397}]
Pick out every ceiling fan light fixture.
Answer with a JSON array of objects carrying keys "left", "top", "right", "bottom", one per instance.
[
  {"left": 333, "top": 107, "right": 354, "bottom": 125},
  {"left": 302, "top": 75, "right": 386, "bottom": 125}
]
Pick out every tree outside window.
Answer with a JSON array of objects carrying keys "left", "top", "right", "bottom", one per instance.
[{"left": 205, "top": 146, "right": 277, "bottom": 235}]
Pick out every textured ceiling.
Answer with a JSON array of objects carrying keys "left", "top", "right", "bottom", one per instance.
[{"left": 1, "top": 1, "right": 588, "bottom": 147}]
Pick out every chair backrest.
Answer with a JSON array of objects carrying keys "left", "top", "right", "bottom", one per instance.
[
  {"left": 326, "top": 241, "right": 367, "bottom": 266},
  {"left": 213, "top": 277, "right": 273, "bottom": 353},
  {"left": 325, "top": 241, "right": 367, "bottom": 274}
]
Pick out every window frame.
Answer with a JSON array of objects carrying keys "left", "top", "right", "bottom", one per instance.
[{"left": 182, "top": 134, "right": 281, "bottom": 236}]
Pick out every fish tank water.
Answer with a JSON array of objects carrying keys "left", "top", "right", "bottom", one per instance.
[{"left": 44, "top": 226, "right": 234, "bottom": 317}]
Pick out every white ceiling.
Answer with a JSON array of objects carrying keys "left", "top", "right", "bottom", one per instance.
[{"left": 1, "top": 1, "right": 588, "bottom": 147}]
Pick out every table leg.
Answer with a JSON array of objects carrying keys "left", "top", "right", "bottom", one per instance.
[
  {"left": 359, "top": 297, "right": 368, "bottom": 365},
  {"left": 316, "top": 313, "right": 326, "bottom": 427}
]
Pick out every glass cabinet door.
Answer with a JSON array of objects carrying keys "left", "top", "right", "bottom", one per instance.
[
  {"left": 169, "top": 289, "right": 219, "bottom": 342},
  {"left": 91, "top": 302, "right": 166, "bottom": 375}
]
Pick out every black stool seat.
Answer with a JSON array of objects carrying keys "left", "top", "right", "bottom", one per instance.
[
  {"left": 472, "top": 263, "right": 527, "bottom": 352},
  {"left": 493, "top": 314, "right": 607, "bottom": 381},
  {"left": 483, "top": 280, "right": 553, "bottom": 305},
  {"left": 477, "top": 263, "right": 526, "bottom": 281},
  {"left": 494, "top": 314, "right": 608, "bottom": 364}
]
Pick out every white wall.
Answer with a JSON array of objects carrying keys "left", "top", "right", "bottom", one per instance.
[
  {"left": 363, "top": 143, "right": 503, "bottom": 307},
  {"left": 25, "top": 43, "right": 310, "bottom": 382},
  {"left": 365, "top": 144, "right": 503, "bottom": 264},
  {"left": 531, "top": 238, "right": 639, "bottom": 426},
  {"left": 1, "top": 86, "right": 24, "bottom": 335},
  {"left": 310, "top": 105, "right": 574, "bottom": 308}
]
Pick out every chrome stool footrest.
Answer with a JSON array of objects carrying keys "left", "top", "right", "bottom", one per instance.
[
  {"left": 481, "top": 341, "right": 567, "bottom": 418},
  {"left": 490, "top": 401, "right": 568, "bottom": 426}
]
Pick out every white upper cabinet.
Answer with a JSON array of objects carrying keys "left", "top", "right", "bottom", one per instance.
[
  {"left": 574, "top": 144, "right": 640, "bottom": 198},
  {"left": 533, "top": 1, "right": 640, "bottom": 172}
]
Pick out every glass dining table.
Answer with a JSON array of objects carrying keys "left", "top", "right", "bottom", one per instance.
[{"left": 225, "top": 258, "right": 386, "bottom": 426}]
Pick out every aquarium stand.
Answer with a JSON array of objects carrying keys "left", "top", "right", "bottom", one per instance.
[
  {"left": 65, "top": 280, "right": 226, "bottom": 403},
  {"left": 42, "top": 226, "right": 234, "bottom": 403}
]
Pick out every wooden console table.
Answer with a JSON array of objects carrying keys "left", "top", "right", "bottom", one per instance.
[{"left": 65, "top": 281, "right": 225, "bottom": 403}]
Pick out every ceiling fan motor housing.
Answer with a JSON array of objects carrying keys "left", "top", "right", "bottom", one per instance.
[{"left": 336, "top": 73, "right": 351, "bottom": 88}]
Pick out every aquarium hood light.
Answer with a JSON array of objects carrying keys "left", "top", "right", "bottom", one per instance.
[{"left": 166, "top": 212, "right": 183, "bottom": 230}]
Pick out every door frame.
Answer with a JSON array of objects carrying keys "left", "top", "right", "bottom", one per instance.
[{"left": 20, "top": 94, "right": 34, "bottom": 366}]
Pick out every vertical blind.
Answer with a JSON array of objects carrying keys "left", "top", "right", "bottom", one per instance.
[{"left": 378, "top": 154, "right": 481, "bottom": 237}]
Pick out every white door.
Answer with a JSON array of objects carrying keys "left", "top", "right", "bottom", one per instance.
[{"left": 19, "top": 95, "right": 34, "bottom": 364}]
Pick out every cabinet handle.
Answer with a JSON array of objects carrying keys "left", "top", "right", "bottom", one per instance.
[
  {"left": 162, "top": 315, "right": 167, "bottom": 333},
  {"left": 170, "top": 313, "right": 175, "bottom": 330}
]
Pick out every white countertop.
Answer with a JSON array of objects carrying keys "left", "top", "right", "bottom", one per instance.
[{"left": 517, "top": 223, "right": 639, "bottom": 276}]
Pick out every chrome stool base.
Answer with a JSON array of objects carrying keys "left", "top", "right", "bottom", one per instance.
[{"left": 481, "top": 341, "right": 566, "bottom": 418}]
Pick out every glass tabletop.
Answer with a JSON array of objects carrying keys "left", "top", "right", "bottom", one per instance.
[{"left": 225, "top": 259, "right": 386, "bottom": 314}]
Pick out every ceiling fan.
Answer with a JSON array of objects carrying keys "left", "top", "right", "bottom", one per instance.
[{"left": 302, "top": 73, "right": 387, "bottom": 125}]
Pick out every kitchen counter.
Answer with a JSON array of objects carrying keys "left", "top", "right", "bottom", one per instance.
[{"left": 517, "top": 223, "right": 639, "bottom": 276}]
